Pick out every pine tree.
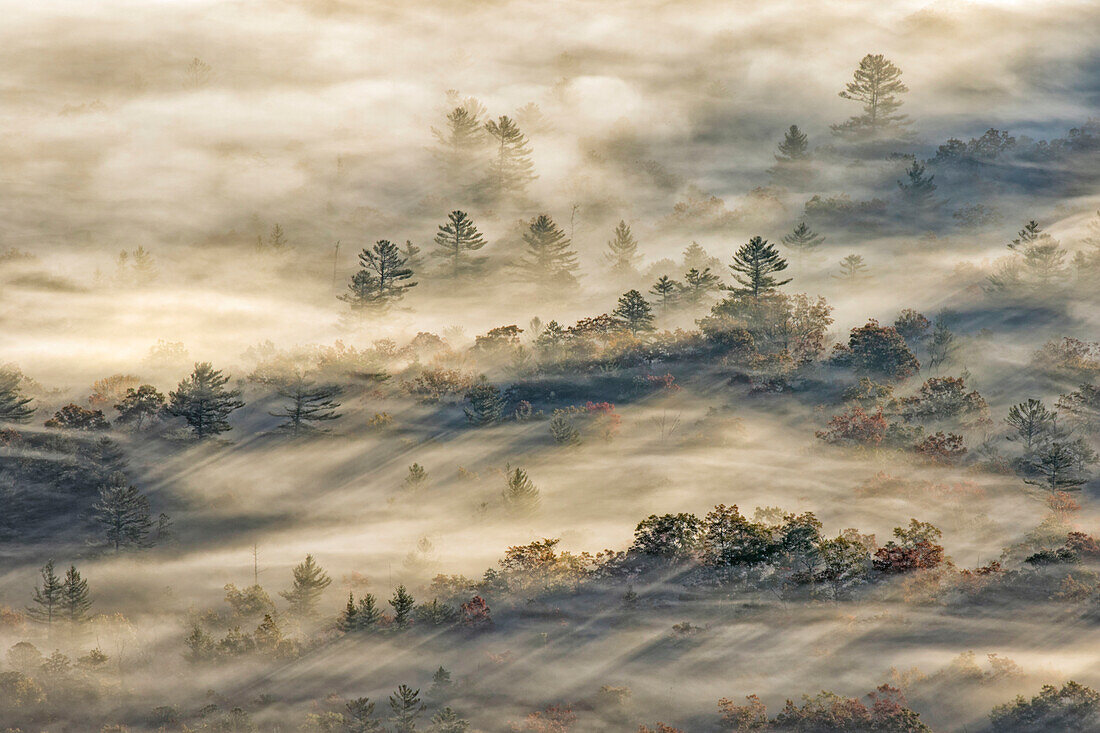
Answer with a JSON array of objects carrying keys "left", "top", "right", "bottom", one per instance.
[
  {"left": 682, "top": 242, "right": 717, "bottom": 271},
  {"left": 355, "top": 593, "right": 382, "bottom": 629},
  {"left": 429, "top": 666, "right": 453, "bottom": 698},
  {"left": 612, "top": 290, "right": 655, "bottom": 336},
  {"left": 402, "top": 240, "right": 424, "bottom": 272},
  {"left": 92, "top": 477, "right": 153, "bottom": 551},
  {"left": 114, "top": 384, "right": 165, "bottom": 429},
  {"left": 341, "top": 240, "right": 417, "bottom": 311},
  {"left": 166, "top": 362, "right": 245, "bottom": 439},
  {"left": 430, "top": 707, "right": 469, "bottom": 733},
  {"left": 270, "top": 375, "right": 342, "bottom": 436},
  {"left": 897, "top": 160, "right": 937, "bottom": 208},
  {"left": 678, "top": 267, "right": 722, "bottom": 310},
  {"left": 27, "top": 560, "right": 64, "bottom": 630},
  {"left": 832, "top": 54, "right": 910, "bottom": 138},
  {"left": 279, "top": 554, "right": 332, "bottom": 618},
  {"left": 432, "top": 101, "right": 486, "bottom": 190},
  {"left": 649, "top": 275, "right": 680, "bottom": 314},
  {"left": 483, "top": 116, "right": 535, "bottom": 199},
  {"left": 782, "top": 222, "right": 825, "bottom": 268},
  {"left": 604, "top": 220, "right": 642, "bottom": 275},
  {"left": 1007, "top": 220, "right": 1046, "bottom": 252},
  {"left": 433, "top": 210, "right": 487, "bottom": 278},
  {"left": 1006, "top": 399, "right": 1055, "bottom": 453},
  {"left": 464, "top": 383, "right": 505, "bottom": 426},
  {"left": 834, "top": 254, "right": 869, "bottom": 281},
  {"left": 775, "top": 125, "right": 809, "bottom": 161},
  {"left": 346, "top": 697, "right": 385, "bottom": 733},
  {"left": 130, "top": 246, "right": 158, "bottom": 283},
  {"left": 729, "top": 236, "right": 791, "bottom": 296},
  {"left": 404, "top": 463, "right": 428, "bottom": 491},
  {"left": 61, "top": 565, "right": 92, "bottom": 625},
  {"left": 502, "top": 466, "right": 540, "bottom": 516},
  {"left": 389, "top": 585, "right": 415, "bottom": 626},
  {"left": 1025, "top": 442, "right": 1088, "bottom": 492},
  {"left": 517, "top": 215, "right": 579, "bottom": 290},
  {"left": 339, "top": 593, "right": 358, "bottom": 632},
  {"left": 0, "top": 369, "right": 35, "bottom": 423},
  {"left": 389, "top": 685, "right": 424, "bottom": 733}
]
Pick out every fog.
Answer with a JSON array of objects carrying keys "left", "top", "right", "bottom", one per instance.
[{"left": 2, "top": 0, "right": 1100, "bottom": 731}]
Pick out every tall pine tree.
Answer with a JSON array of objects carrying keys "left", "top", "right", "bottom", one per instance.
[
  {"left": 649, "top": 275, "right": 680, "bottom": 314},
  {"left": 270, "top": 375, "right": 342, "bottom": 436},
  {"left": 517, "top": 215, "right": 579, "bottom": 290},
  {"left": 782, "top": 222, "right": 825, "bottom": 270},
  {"left": 897, "top": 160, "right": 937, "bottom": 209},
  {"left": 433, "top": 210, "right": 487, "bottom": 278},
  {"left": 342, "top": 240, "right": 417, "bottom": 311},
  {"left": 729, "top": 236, "right": 791, "bottom": 296},
  {"left": 92, "top": 477, "right": 153, "bottom": 551},
  {"left": 0, "top": 369, "right": 35, "bottom": 423},
  {"left": 483, "top": 116, "right": 535, "bottom": 200},
  {"left": 604, "top": 220, "right": 642, "bottom": 275},
  {"left": 279, "top": 554, "right": 332, "bottom": 618},
  {"left": 61, "top": 565, "right": 92, "bottom": 625},
  {"left": 678, "top": 267, "right": 722, "bottom": 310},
  {"left": 27, "top": 560, "right": 64, "bottom": 630},
  {"left": 832, "top": 54, "right": 910, "bottom": 139},
  {"left": 166, "top": 363, "right": 244, "bottom": 439},
  {"left": 431, "top": 99, "right": 486, "bottom": 191},
  {"left": 612, "top": 290, "right": 655, "bottom": 336}
]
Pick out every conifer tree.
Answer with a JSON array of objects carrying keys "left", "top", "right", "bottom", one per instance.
[
  {"left": 389, "top": 585, "right": 415, "bottom": 626},
  {"left": 339, "top": 593, "right": 358, "bottom": 632},
  {"left": 502, "top": 466, "right": 540, "bottom": 516},
  {"left": 401, "top": 240, "right": 424, "bottom": 272},
  {"left": 612, "top": 290, "right": 655, "bottom": 336},
  {"left": 463, "top": 384, "right": 505, "bottom": 426},
  {"left": 832, "top": 54, "right": 911, "bottom": 138},
  {"left": 166, "top": 362, "right": 244, "bottom": 439},
  {"left": 604, "top": 220, "right": 642, "bottom": 275},
  {"left": 430, "top": 708, "right": 469, "bottom": 733},
  {"left": 61, "top": 565, "right": 92, "bottom": 625},
  {"left": 649, "top": 275, "right": 680, "bottom": 314},
  {"left": 897, "top": 160, "right": 937, "bottom": 208},
  {"left": 270, "top": 375, "right": 342, "bottom": 436},
  {"left": 483, "top": 115, "right": 535, "bottom": 199},
  {"left": 355, "top": 593, "right": 382, "bottom": 629},
  {"left": 1025, "top": 442, "right": 1088, "bottom": 492},
  {"left": 432, "top": 210, "right": 487, "bottom": 278},
  {"left": 682, "top": 242, "right": 717, "bottom": 271},
  {"left": 389, "top": 685, "right": 424, "bottom": 733},
  {"left": 1006, "top": 399, "right": 1055, "bottom": 453},
  {"left": 27, "top": 560, "right": 64, "bottom": 630},
  {"left": 0, "top": 369, "right": 35, "bottom": 423},
  {"left": 517, "top": 215, "right": 579, "bottom": 290},
  {"left": 404, "top": 463, "right": 428, "bottom": 491},
  {"left": 430, "top": 666, "right": 453, "bottom": 698},
  {"left": 346, "top": 697, "right": 385, "bottom": 733},
  {"left": 279, "top": 554, "right": 332, "bottom": 618},
  {"left": 834, "top": 254, "right": 869, "bottom": 281},
  {"left": 342, "top": 240, "right": 417, "bottom": 311},
  {"left": 678, "top": 268, "right": 722, "bottom": 310},
  {"left": 782, "top": 222, "right": 825, "bottom": 268},
  {"left": 729, "top": 237, "right": 791, "bottom": 296},
  {"left": 92, "top": 477, "right": 153, "bottom": 551},
  {"left": 775, "top": 125, "right": 809, "bottom": 161},
  {"left": 432, "top": 101, "right": 486, "bottom": 189}
]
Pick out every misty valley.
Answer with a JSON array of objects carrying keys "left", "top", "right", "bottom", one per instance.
[{"left": 2, "top": 0, "right": 1100, "bottom": 731}]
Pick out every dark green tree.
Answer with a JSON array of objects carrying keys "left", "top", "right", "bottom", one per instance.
[
  {"left": 604, "top": 220, "right": 642, "bottom": 275},
  {"left": 92, "top": 477, "right": 153, "bottom": 551},
  {"left": 27, "top": 560, "right": 64, "bottom": 630},
  {"left": 430, "top": 707, "right": 469, "bottom": 733},
  {"left": 483, "top": 116, "right": 535, "bottom": 199},
  {"left": 401, "top": 240, "right": 424, "bottom": 272},
  {"left": 389, "top": 685, "right": 425, "bottom": 733},
  {"left": 0, "top": 369, "right": 35, "bottom": 423},
  {"left": 501, "top": 465, "right": 540, "bottom": 516},
  {"left": 678, "top": 267, "right": 722, "bottom": 310},
  {"left": 897, "top": 160, "right": 937, "bottom": 208},
  {"left": 279, "top": 554, "right": 332, "bottom": 618},
  {"left": 832, "top": 53, "right": 910, "bottom": 138},
  {"left": 776, "top": 125, "right": 809, "bottom": 161},
  {"left": 432, "top": 101, "right": 486, "bottom": 190},
  {"left": 433, "top": 210, "right": 487, "bottom": 279},
  {"left": 345, "top": 697, "right": 385, "bottom": 733},
  {"left": 166, "top": 362, "right": 244, "bottom": 439},
  {"left": 1025, "top": 442, "right": 1089, "bottom": 492},
  {"left": 649, "top": 275, "right": 679, "bottom": 314},
  {"left": 729, "top": 236, "right": 791, "bottom": 296},
  {"left": 630, "top": 513, "right": 701, "bottom": 560},
  {"left": 517, "top": 215, "right": 579, "bottom": 290},
  {"left": 389, "top": 585, "right": 415, "bottom": 626},
  {"left": 611, "top": 289, "right": 655, "bottom": 336},
  {"left": 342, "top": 240, "right": 417, "bottom": 310},
  {"left": 61, "top": 565, "right": 92, "bottom": 625},
  {"left": 1006, "top": 399, "right": 1056, "bottom": 453},
  {"left": 114, "top": 385, "right": 165, "bottom": 429},
  {"left": 463, "top": 383, "right": 505, "bottom": 426},
  {"left": 270, "top": 376, "right": 342, "bottom": 436}
]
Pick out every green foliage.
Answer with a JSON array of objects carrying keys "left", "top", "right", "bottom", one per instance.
[
  {"left": 833, "top": 53, "right": 910, "bottom": 138},
  {"left": 649, "top": 275, "right": 680, "bottom": 313},
  {"left": 501, "top": 466, "right": 540, "bottom": 516},
  {"left": 279, "top": 554, "right": 332, "bottom": 618},
  {"left": 433, "top": 210, "right": 487, "bottom": 278},
  {"left": 92, "top": 476, "right": 154, "bottom": 551},
  {"left": 989, "top": 681, "right": 1100, "bottom": 732},
  {"left": 464, "top": 383, "right": 506, "bottom": 426},
  {"left": 729, "top": 236, "right": 791, "bottom": 296},
  {"left": 389, "top": 684, "right": 424, "bottom": 733},
  {"left": 517, "top": 215, "right": 579, "bottom": 290},
  {"left": 484, "top": 115, "right": 535, "bottom": 198},
  {"left": 26, "top": 560, "right": 64, "bottom": 627},
  {"left": 113, "top": 384, "right": 165, "bottom": 429},
  {"left": 389, "top": 585, "right": 415, "bottom": 626},
  {"left": 270, "top": 375, "right": 342, "bottom": 436},
  {"left": 0, "top": 369, "right": 35, "bottom": 424},
  {"left": 61, "top": 565, "right": 91, "bottom": 624},
  {"left": 611, "top": 289, "right": 655, "bottom": 336},
  {"left": 166, "top": 362, "right": 245, "bottom": 438},
  {"left": 43, "top": 403, "right": 110, "bottom": 431},
  {"left": 631, "top": 513, "right": 701, "bottom": 560},
  {"left": 342, "top": 240, "right": 417, "bottom": 310},
  {"left": 605, "top": 220, "right": 642, "bottom": 275}
]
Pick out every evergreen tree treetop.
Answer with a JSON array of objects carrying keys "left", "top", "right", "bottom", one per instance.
[{"left": 729, "top": 236, "right": 791, "bottom": 296}]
